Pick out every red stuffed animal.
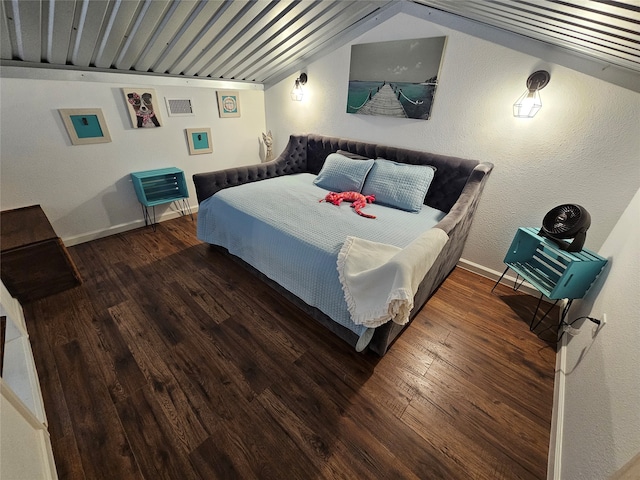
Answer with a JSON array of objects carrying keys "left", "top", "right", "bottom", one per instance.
[{"left": 319, "top": 191, "right": 376, "bottom": 218}]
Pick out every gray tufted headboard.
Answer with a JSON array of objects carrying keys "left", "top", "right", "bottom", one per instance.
[{"left": 193, "top": 133, "right": 484, "bottom": 215}]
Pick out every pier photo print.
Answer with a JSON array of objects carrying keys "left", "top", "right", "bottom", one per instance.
[{"left": 346, "top": 36, "right": 446, "bottom": 120}]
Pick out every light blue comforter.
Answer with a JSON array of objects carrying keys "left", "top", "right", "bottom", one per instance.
[{"left": 197, "top": 173, "right": 445, "bottom": 338}]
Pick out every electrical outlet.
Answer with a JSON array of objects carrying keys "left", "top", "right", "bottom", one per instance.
[
  {"left": 564, "top": 324, "right": 580, "bottom": 336},
  {"left": 592, "top": 313, "right": 607, "bottom": 336}
]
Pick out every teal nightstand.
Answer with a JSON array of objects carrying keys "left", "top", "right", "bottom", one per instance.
[
  {"left": 130, "top": 167, "right": 193, "bottom": 230},
  {"left": 492, "top": 227, "right": 607, "bottom": 332}
]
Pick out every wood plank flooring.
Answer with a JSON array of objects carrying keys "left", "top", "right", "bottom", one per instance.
[{"left": 24, "top": 215, "right": 558, "bottom": 479}]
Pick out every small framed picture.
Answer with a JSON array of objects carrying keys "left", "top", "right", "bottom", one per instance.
[
  {"left": 186, "top": 128, "right": 213, "bottom": 155},
  {"left": 59, "top": 108, "right": 112, "bottom": 145},
  {"left": 216, "top": 90, "right": 241, "bottom": 118},
  {"left": 122, "top": 88, "right": 163, "bottom": 128}
]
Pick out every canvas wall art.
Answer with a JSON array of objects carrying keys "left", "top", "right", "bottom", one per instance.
[
  {"left": 122, "top": 88, "right": 163, "bottom": 128},
  {"left": 346, "top": 37, "right": 446, "bottom": 120}
]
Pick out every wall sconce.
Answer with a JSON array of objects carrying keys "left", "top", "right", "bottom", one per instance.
[
  {"left": 513, "top": 70, "right": 550, "bottom": 118},
  {"left": 291, "top": 73, "right": 308, "bottom": 101}
]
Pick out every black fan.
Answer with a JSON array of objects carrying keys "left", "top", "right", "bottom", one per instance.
[{"left": 539, "top": 204, "right": 591, "bottom": 252}]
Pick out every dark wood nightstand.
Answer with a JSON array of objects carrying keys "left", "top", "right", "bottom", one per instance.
[{"left": 1, "top": 205, "right": 82, "bottom": 303}]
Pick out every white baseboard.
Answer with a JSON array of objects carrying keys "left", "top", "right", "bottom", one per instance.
[
  {"left": 456, "top": 257, "right": 541, "bottom": 298},
  {"left": 548, "top": 335, "right": 567, "bottom": 479},
  {"left": 62, "top": 206, "right": 198, "bottom": 247}
]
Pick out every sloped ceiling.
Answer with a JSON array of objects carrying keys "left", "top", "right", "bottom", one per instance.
[
  {"left": 1, "top": 0, "right": 639, "bottom": 89},
  {"left": 0, "top": 0, "right": 389, "bottom": 84},
  {"left": 416, "top": 0, "right": 640, "bottom": 74}
]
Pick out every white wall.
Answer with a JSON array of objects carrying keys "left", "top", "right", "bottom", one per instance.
[
  {"left": 0, "top": 68, "right": 266, "bottom": 244},
  {"left": 556, "top": 187, "right": 640, "bottom": 479},
  {"left": 264, "top": 12, "right": 640, "bottom": 277}
]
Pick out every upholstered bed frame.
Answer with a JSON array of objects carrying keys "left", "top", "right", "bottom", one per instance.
[{"left": 193, "top": 134, "right": 493, "bottom": 356}]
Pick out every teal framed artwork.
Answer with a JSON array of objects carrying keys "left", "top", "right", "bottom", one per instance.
[
  {"left": 216, "top": 90, "right": 241, "bottom": 118},
  {"left": 59, "top": 108, "right": 112, "bottom": 145},
  {"left": 186, "top": 128, "right": 213, "bottom": 155}
]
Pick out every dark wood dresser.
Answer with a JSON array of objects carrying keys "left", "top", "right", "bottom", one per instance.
[{"left": 1, "top": 205, "right": 81, "bottom": 303}]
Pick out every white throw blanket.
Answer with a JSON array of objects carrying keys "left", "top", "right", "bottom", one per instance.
[{"left": 337, "top": 228, "right": 449, "bottom": 329}]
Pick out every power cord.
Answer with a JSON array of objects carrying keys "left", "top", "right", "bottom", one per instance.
[
  {"left": 559, "top": 316, "right": 601, "bottom": 341},
  {"left": 567, "top": 316, "right": 601, "bottom": 327}
]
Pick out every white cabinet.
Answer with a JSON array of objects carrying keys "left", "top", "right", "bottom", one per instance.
[{"left": 1, "top": 281, "right": 57, "bottom": 480}]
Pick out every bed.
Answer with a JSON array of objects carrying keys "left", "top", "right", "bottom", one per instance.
[{"left": 193, "top": 134, "right": 493, "bottom": 356}]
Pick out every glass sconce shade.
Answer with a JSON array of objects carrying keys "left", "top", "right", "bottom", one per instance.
[
  {"left": 513, "top": 88, "right": 542, "bottom": 117},
  {"left": 290, "top": 73, "right": 308, "bottom": 101},
  {"left": 513, "top": 70, "right": 550, "bottom": 118},
  {"left": 291, "top": 80, "right": 304, "bottom": 101}
]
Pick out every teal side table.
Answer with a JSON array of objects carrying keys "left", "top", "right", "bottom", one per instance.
[
  {"left": 130, "top": 167, "right": 193, "bottom": 230},
  {"left": 492, "top": 227, "right": 607, "bottom": 333}
]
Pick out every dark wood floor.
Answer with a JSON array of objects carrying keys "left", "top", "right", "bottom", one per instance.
[{"left": 24, "top": 215, "right": 558, "bottom": 480}]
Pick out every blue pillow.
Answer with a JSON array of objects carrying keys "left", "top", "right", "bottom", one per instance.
[
  {"left": 361, "top": 158, "right": 436, "bottom": 213},
  {"left": 313, "top": 153, "right": 374, "bottom": 192}
]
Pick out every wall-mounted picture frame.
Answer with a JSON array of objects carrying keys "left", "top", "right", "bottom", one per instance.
[
  {"left": 122, "top": 88, "right": 163, "bottom": 128},
  {"left": 186, "top": 128, "right": 213, "bottom": 155},
  {"left": 216, "top": 90, "right": 241, "bottom": 118},
  {"left": 346, "top": 36, "right": 446, "bottom": 120},
  {"left": 59, "top": 108, "right": 112, "bottom": 145}
]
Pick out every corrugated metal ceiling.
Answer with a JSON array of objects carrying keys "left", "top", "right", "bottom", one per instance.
[
  {"left": 415, "top": 0, "right": 640, "bottom": 74},
  {"left": 0, "top": 0, "right": 388, "bottom": 84},
  {"left": 1, "top": 0, "right": 639, "bottom": 87}
]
